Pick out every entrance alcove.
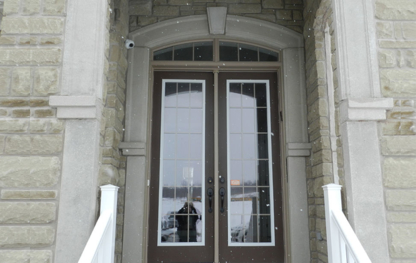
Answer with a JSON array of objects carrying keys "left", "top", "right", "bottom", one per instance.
[{"left": 119, "top": 12, "right": 311, "bottom": 263}]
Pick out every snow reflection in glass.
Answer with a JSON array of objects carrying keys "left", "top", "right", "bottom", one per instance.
[
  {"left": 227, "top": 80, "right": 275, "bottom": 246},
  {"left": 158, "top": 80, "right": 205, "bottom": 246}
]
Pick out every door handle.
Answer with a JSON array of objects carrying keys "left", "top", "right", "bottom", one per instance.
[
  {"left": 219, "top": 187, "right": 225, "bottom": 213},
  {"left": 207, "top": 188, "right": 213, "bottom": 213}
]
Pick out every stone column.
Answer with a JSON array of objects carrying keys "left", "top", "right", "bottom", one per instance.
[
  {"left": 50, "top": 0, "right": 108, "bottom": 261},
  {"left": 332, "top": 0, "right": 393, "bottom": 261}
]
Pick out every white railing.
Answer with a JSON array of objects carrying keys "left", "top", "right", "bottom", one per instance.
[
  {"left": 79, "top": 185, "right": 119, "bottom": 263},
  {"left": 323, "top": 184, "right": 372, "bottom": 263}
]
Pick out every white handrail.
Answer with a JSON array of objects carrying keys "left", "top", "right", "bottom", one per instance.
[
  {"left": 323, "top": 184, "right": 371, "bottom": 263},
  {"left": 79, "top": 185, "right": 119, "bottom": 263}
]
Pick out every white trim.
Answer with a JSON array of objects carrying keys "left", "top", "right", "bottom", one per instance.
[
  {"left": 226, "top": 79, "right": 275, "bottom": 247},
  {"left": 157, "top": 79, "right": 206, "bottom": 247}
]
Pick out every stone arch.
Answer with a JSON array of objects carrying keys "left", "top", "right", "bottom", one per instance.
[{"left": 121, "top": 15, "right": 311, "bottom": 263}]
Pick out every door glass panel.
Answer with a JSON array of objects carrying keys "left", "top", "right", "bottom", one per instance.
[
  {"left": 227, "top": 80, "right": 275, "bottom": 246},
  {"left": 190, "top": 83, "right": 203, "bottom": 108},
  {"left": 239, "top": 44, "right": 258, "bottom": 62},
  {"left": 159, "top": 80, "right": 205, "bottom": 246},
  {"left": 194, "top": 41, "right": 213, "bottom": 61},
  {"left": 154, "top": 47, "right": 173, "bottom": 61},
  {"left": 174, "top": 43, "right": 193, "bottom": 61},
  {"left": 219, "top": 41, "right": 238, "bottom": 61},
  {"left": 229, "top": 83, "right": 241, "bottom": 107},
  {"left": 259, "top": 47, "right": 278, "bottom": 62}
]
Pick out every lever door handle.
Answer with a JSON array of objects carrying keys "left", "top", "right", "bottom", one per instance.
[
  {"left": 207, "top": 188, "right": 213, "bottom": 213},
  {"left": 219, "top": 187, "right": 225, "bottom": 213}
]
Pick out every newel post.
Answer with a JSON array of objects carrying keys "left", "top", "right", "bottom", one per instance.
[
  {"left": 100, "top": 184, "right": 119, "bottom": 263},
  {"left": 323, "top": 184, "right": 342, "bottom": 262}
]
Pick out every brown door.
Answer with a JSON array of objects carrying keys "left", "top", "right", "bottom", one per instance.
[
  {"left": 217, "top": 72, "right": 284, "bottom": 263},
  {"left": 148, "top": 71, "right": 284, "bottom": 263}
]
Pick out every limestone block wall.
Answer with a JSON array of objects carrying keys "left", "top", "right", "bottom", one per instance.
[
  {"left": 303, "top": 0, "right": 345, "bottom": 262},
  {"left": 100, "top": 0, "right": 129, "bottom": 261},
  {"left": 128, "top": 0, "right": 304, "bottom": 33},
  {"left": 375, "top": 0, "right": 416, "bottom": 261},
  {"left": 0, "top": 0, "right": 65, "bottom": 261}
]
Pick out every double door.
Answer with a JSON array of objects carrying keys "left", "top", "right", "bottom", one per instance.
[{"left": 148, "top": 71, "right": 284, "bottom": 263}]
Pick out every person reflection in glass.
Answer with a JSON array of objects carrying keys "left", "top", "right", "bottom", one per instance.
[{"left": 177, "top": 202, "right": 201, "bottom": 242}]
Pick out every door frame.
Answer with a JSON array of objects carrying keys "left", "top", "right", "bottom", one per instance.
[{"left": 121, "top": 14, "right": 311, "bottom": 263}]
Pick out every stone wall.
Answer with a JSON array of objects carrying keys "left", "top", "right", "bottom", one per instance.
[
  {"left": 0, "top": 0, "right": 129, "bottom": 261},
  {"left": 303, "top": 0, "right": 346, "bottom": 262},
  {"left": 100, "top": 0, "right": 129, "bottom": 261},
  {"left": 129, "top": 0, "right": 304, "bottom": 33},
  {"left": 376, "top": 0, "right": 416, "bottom": 261},
  {"left": 0, "top": 0, "right": 65, "bottom": 261}
]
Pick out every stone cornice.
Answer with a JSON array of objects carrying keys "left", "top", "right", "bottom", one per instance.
[
  {"left": 286, "top": 143, "right": 312, "bottom": 157},
  {"left": 49, "top": 96, "right": 103, "bottom": 119},
  {"left": 119, "top": 142, "right": 146, "bottom": 156},
  {"left": 340, "top": 98, "right": 394, "bottom": 123}
]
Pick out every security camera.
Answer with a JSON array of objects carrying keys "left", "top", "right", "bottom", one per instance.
[{"left": 125, "top": 39, "right": 135, "bottom": 49}]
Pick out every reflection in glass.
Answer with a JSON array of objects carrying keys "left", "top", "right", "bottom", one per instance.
[
  {"left": 227, "top": 81, "right": 274, "bottom": 245},
  {"left": 165, "top": 82, "right": 177, "bottom": 107},
  {"left": 177, "top": 108, "right": 190, "bottom": 133},
  {"left": 255, "top": 84, "right": 267, "bottom": 107},
  {"left": 259, "top": 216, "right": 272, "bottom": 242},
  {"left": 190, "top": 83, "right": 203, "bottom": 108},
  {"left": 230, "top": 188, "right": 243, "bottom": 215},
  {"left": 243, "top": 161, "right": 256, "bottom": 186},
  {"left": 230, "top": 215, "right": 249, "bottom": 243},
  {"left": 242, "top": 109, "right": 255, "bottom": 133},
  {"left": 164, "top": 108, "right": 176, "bottom": 133},
  {"left": 239, "top": 44, "right": 258, "bottom": 61},
  {"left": 257, "top": 134, "right": 268, "bottom": 159},
  {"left": 259, "top": 47, "right": 278, "bottom": 62},
  {"left": 257, "top": 108, "right": 267, "bottom": 133},
  {"left": 163, "top": 160, "right": 176, "bottom": 186},
  {"left": 242, "top": 134, "right": 256, "bottom": 159},
  {"left": 230, "top": 160, "right": 242, "bottom": 181},
  {"left": 160, "top": 80, "right": 205, "bottom": 245},
  {"left": 178, "top": 83, "right": 190, "bottom": 107},
  {"left": 229, "top": 109, "right": 242, "bottom": 133},
  {"left": 257, "top": 160, "right": 269, "bottom": 186},
  {"left": 174, "top": 43, "right": 193, "bottom": 61},
  {"left": 163, "top": 134, "right": 175, "bottom": 159},
  {"left": 229, "top": 83, "right": 241, "bottom": 107},
  {"left": 154, "top": 41, "right": 279, "bottom": 62},
  {"left": 154, "top": 47, "right": 173, "bottom": 61},
  {"left": 229, "top": 134, "right": 242, "bottom": 160},
  {"left": 259, "top": 187, "right": 271, "bottom": 214},
  {"left": 176, "top": 134, "right": 190, "bottom": 159},
  {"left": 194, "top": 42, "right": 213, "bottom": 61},
  {"left": 219, "top": 41, "right": 238, "bottom": 61},
  {"left": 189, "top": 109, "right": 203, "bottom": 133},
  {"left": 189, "top": 134, "right": 203, "bottom": 159}
]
